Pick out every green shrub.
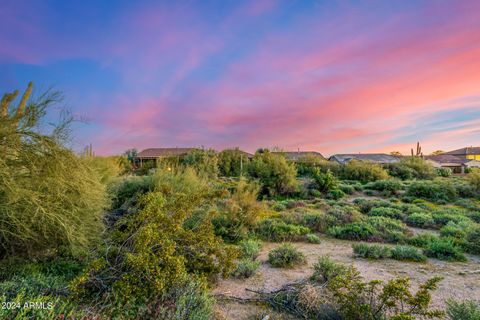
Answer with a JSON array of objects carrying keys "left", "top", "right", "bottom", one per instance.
[
  {"left": 466, "top": 168, "right": 480, "bottom": 193},
  {"left": 74, "top": 169, "right": 237, "bottom": 317},
  {"left": 237, "top": 239, "right": 262, "bottom": 260},
  {"left": 440, "top": 222, "right": 467, "bottom": 239},
  {"left": 446, "top": 299, "right": 480, "bottom": 320},
  {"left": 432, "top": 208, "right": 471, "bottom": 227},
  {"left": 302, "top": 212, "right": 329, "bottom": 232},
  {"left": 247, "top": 150, "right": 298, "bottom": 197},
  {"left": 390, "top": 245, "right": 427, "bottom": 262},
  {"left": 352, "top": 243, "right": 391, "bottom": 259},
  {"left": 364, "top": 179, "right": 403, "bottom": 195},
  {"left": 213, "top": 179, "right": 267, "bottom": 242},
  {"left": 368, "top": 206, "right": 405, "bottom": 220},
  {"left": 218, "top": 148, "right": 249, "bottom": 177},
  {"left": 326, "top": 188, "right": 346, "bottom": 200},
  {"left": 327, "top": 222, "right": 376, "bottom": 241},
  {"left": 424, "top": 238, "right": 467, "bottom": 261},
  {"left": 366, "top": 216, "right": 408, "bottom": 243},
  {"left": 387, "top": 157, "right": 437, "bottom": 180},
  {"left": 406, "top": 179, "right": 458, "bottom": 202},
  {"left": 408, "top": 232, "right": 439, "bottom": 248},
  {"left": 268, "top": 244, "right": 306, "bottom": 268},
  {"left": 311, "top": 168, "right": 339, "bottom": 192},
  {"left": 109, "top": 175, "right": 154, "bottom": 209},
  {"left": 340, "top": 160, "right": 389, "bottom": 183},
  {"left": 465, "top": 228, "right": 480, "bottom": 254},
  {"left": 327, "top": 205, "right": 363, "bottom": 224},
  {"left": 310, "top": 255, "right": 347, "bottom": 283},
  {"left": 0, "top": 84, "right": 109, "bottom": 259},
  {"left": 271, "top": 202, "right": 287, "bottom": 211},
  {"left": 182, "top": 148, "right": 219, "bottom": 178},
  {"left": 231, "top": 259, "right": 260, "bottom": 278},
  {"left": 406, "top": 212, "right": 435, "bottom": 228},
  {"left": 306, "top": 234, "right": 321, "bottom": 244},
  {"left": 339, "top": 183, "right": 355, "bottom": 195},
  {"left": 354, "top": 198, "right": 398, "bottom": 214},
  {"left": 256, "top": 219, "right": 310, "bottom": 242},
  {"left": 436, "top": 167, "right": 452, "bottom": 177}
]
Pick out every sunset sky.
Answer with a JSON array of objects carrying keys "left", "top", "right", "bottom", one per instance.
[{"left": 1, "top": 0, "right": 480, "bottom": 156}]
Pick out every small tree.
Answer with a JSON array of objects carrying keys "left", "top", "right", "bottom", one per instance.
[
  {"left": 0, "top": 83, "right": 108, "bottom": 259},
  {"left": 182, "top": 148, "right": 219, "bottom": 178},
  {"left": 247, "top": 150, "right": 298, "bottom": 197},
  {"left": 218, "top": 148, "right": 248, "bottom": 177}
]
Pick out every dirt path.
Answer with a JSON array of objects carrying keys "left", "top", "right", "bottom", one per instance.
[{"left": 214, "top": 236, "right": 480, "bottom": 319}]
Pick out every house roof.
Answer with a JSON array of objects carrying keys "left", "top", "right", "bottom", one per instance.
[
  {"left": 136, "top": 148, "right": 196, "bottom": 158},
  {"left": 329, "top": 153, "right": 400, "bottom": 164},
  {"left": 273, "top": 151, "right": 325, "bottom": 161},
  {"left": 424, "top": 154, "right": 466, "bottom": 165},
  {"left": 443, "top": 147, "right": 480, "bottom": 156},
  {"left": 221, "top": 149, "right": 254, "bottom": 158}
]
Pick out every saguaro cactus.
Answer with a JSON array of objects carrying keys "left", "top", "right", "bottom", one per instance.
[{"left": 411, "top": 141, "right": 423, "bottom": 157}]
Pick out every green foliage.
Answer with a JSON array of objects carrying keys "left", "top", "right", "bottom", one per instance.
[
  {"left": 268, "top": 244, "right": 306, "bottom": 268},
  {"left": 109, "top": 175, "right": 154, "bottom": 209},
  {"left": 387, "top": 157, "right": 437, "bottom": 180},
  {"left": 74, "top": 169, "right": 237, "bottom": 317},
  {"left": 0, "top": 84, "right": 108, "bottom": 259},
  {"left": 340, "top": 160, "right": 389, "bottom": 183},
  {"left": 327, "top": 222, "right": 376, "bottom": 241},
  {"left": 182, "top": 148, "right": 219, "bottom": 178},
  {"left": 83, "top": 156, "right": 124, "bottom": 184},
  {"left": 339, "top": 183, "right": 355, "bottom": 194},
  {"left": 302, "top": 212, "right": 329, "bottom": 233},
  {"left": 390, "top": 245, "right": 427, "bottom": 262},
  {"left": 406, "top": 179, "right": 458, "bottom": 202},
  {"left": 247, "top": 150, "right": 298, "bottom": 197},
  {"left": 424, "top": 238, "right": 467, "bottom": 262},
  {"left": 368, "top": 206, "right": 405, "bottom": 220},
  {"left": 440, "top": 221, "right": 467, "bottom": 239},
  {"left": 256, "top": 219, "right": 310, "bottom": 242},
  {"left": 352, "top": 243, "right": 392, "bottom": 259},
  {"left": 366, "top": 216, "right": 408, "bottom": 243},
  {"left": 406, "top": 212, "right": 435, "bottom": 228},
  {"left": 407, "top": 232, "right": 439, "bottom": 248},
  {"left": 218, "top": 148, "right": 249, "bottom": 177},
  {"left": 465, "top": 228, "right": 480, "bottom": 254},
  {"left": 213, "top": 179, "right": 267, "bottom": 242},
  {"left": 436, "top": 167, "right": 452, "bottom": 177},
  {"left": 326, "top": 188, "right": 346, "bottom": 200},
  {"left": 237, "top": 239, "right": 262, "bottom": 260},
  {"left": 466, "top": 168, "right": 480, "bottom": 193},
  {"left": 327, "top": 205, "right": 363, "bottom": 224},
  {"left": 231, "top": 258, "right": 260, "bottom": 278},
  {"left": 311, "top": 168, "right": 339, "bottom": 192},
  {"left": 306, "top": 234, "right": 321, "bottom": 244},
  {"left": 328, "top": 266, "right": 443, "bottom": 320},
  {"left": 446, "top": 299, "right": 480, "bottom": 320},
  {"left": 310, "top": 255, "right": 347, "bottom": 283},
  {"left": 364, "top": 179, "right": 404, "bottom": 195}
]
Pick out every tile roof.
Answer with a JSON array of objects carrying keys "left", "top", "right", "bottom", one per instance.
[
  {"left": 273, "top": 151, "right": 325, "bottom": 161},
  {"left": 329, "top": 153, "right": 400, "bottom": 164},
  {"left": 443, "top": 147, "right": 480, "bottom": 155},
  {"left": 424, "top": 154, "right": 467, "bottom": 165}
]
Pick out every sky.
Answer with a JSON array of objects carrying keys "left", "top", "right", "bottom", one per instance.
[{"left": 1, "top": 0, "right": 480, "bottom": 156}]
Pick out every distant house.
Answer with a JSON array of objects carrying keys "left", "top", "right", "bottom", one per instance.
[
  {"left": 425, "top": 154, "right": 480, "bottom": 174},
  {"left": 135, "top": 147, "right": 196, "bottom": 167},
  {"left": 221, "top": 148, "right": 254, "bottom": 159},
  {"left": 442, "top": 147, "right": 480, "bottom": 161},
  {"left": 272, "top": 151, "right": 325, "bottom": 162},
  {"left": 329, "top": 153, "right": 400, "bottom": 165}
]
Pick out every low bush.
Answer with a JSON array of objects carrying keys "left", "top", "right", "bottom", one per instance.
[
  {"left": 406, "top": 212, "right": 435, "bottom": 228},
  {"left": 310, "top": 255, "right": 347, "bottom": 283},
  {"left": 436, "top": 167, "right": 452, "bottom": 177},
  {"left": 387, "top": 157, "right": 437, "bottom": 180},
  {"left": 390, "top": 245, "right": 427, "bottom": 262},
  {"left": 368, "top": 206, "right": 405, "bottom": 220},
  {"left": 466, "top": 168, "right": 480, "bottom": 193},
  {"left": 311, "top": 168, "right": 339, "bottom": 193},
  {"left": 406, "top": 179, "right": 458, "bottom": 202},
  {"left": 326, "top": 188, "right": 346, "bottom": 200},
  {"left": 237, "top": 239, "right": 262, "bottom": 260},
  {"left": 327, "top": 205, "right": 363, "bottom": 225},
  {"left": 446, "top": 299, "right": 480, "bottom": 320},
  {"left": 327, "top": 222, "right": 376, "bottom": 241},
  {"left": 352, "top": 243, "right": 391, "bottom": 259},
  {"left": 268, "top": 244, "right": 306, "bottom": 268},
  {"left": 367, "top": 216, "right": 408, "bottom": 243},
  {"left": 353, "top": 198, "right": 398, "bottom": 214},
  {"left": 465, "top": 228, "right": 480, "bottom": 254},
  {"left": 256, "top": 219, "right": 310, "bottom": 242},
  {"left": 302, "top": 212, "right": 329, "bottom": 233},
  {"left": 305, "top": 234, "right": 321, "bottom": 244},
  {"left": 408, "top": 232, "right": 439, "bottom": 248},
  {"left": 440, "top": 222, "right": 467, "bottom": 239},
  {"left": 424, "top": 238, "right": 467, "bottom": 262},
  {"left": 340, "top": 160, "right": 389, "bottom": 183},
  {"left": 338, "top": 183, "right": 355, "bottom": 195},
  {"left": 231, "top": 259, "right": 260, "bottom": 278},
  {"left": 364, "top": 179, "right": 404, "bottom": 195},
  {"left": 432, "top": 208, "right": 471, "bottom": 227}
]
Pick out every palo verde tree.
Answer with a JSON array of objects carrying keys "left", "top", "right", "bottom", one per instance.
[{"left": 0, "top": 82, "right": 108, "bottom": 259}]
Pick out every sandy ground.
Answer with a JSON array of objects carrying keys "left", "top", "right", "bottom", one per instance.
[{"left": 213, "top": 236, "right": 480, "bottom": 319}]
